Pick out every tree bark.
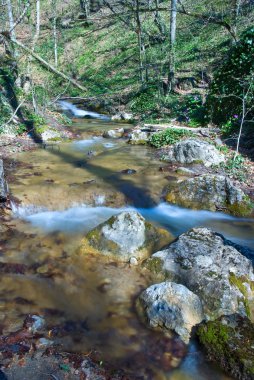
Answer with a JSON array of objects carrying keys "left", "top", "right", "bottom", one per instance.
[{"left": 168, "top": 0, "right": 177, "bottom": 92}]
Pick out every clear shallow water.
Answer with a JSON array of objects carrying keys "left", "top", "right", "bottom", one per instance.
[
  {"left": 2, "top": 113, "right": 253, "bottom": 379},
  {"left": 12, "top": 202, "right": 254, "bottom": 251}
]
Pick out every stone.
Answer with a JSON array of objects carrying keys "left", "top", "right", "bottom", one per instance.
[
  {"left": 162, "top": 139, "right": 225, "bottom": 167},
  {"left": 129, "top": 257, "right": 138, "bottom": 266},
  {"left": 0, "top": 159, "right": 7, "bottom": 202},
  {"left": 165, "top": 174, "right": 252, "bottom": 216},
  {"left": 103, "top": 128, "right": 124, "bottom": 139},
  {"left": 128, "top": 129, "right": 150, "bottom": 145},
  {"left": 176, "top": 167, "right": 196, "bottom": 176},
  {"left": 111, "top": 112, "right": 133, "bottom": 122},
  {"left": 149, "top": 228, "right": 254, "bottom": 321},
  {"left": 138, "top": 281, "right": 204, "bottom": 343},
  {"left": 197, "top": 314, "right": 254, "bottom": 380},
  {"left": 29, "top": 315, "right": 46, "bottom": 333},
  {"left": 79, "top": 211, "right": 173, "bottom": 262},
  {"left": 41, "top": 128, "right": 62, "bottom": 142}
]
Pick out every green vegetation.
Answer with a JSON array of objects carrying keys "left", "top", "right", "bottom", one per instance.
[
  {"left": 208, "top": 27, "right": 254, "bottom": 128},
  {"left": 149, "top": 128, "right": 193, "bottom": 148}
]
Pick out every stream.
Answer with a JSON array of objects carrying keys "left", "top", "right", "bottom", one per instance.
[{"left": 1, "top": 107, "right": 254, "bottom": 379}]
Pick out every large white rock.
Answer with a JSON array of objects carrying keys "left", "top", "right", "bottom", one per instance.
[
  {"left": 163, "top": 138, "right": 225, "bottom": 167},
  {"left": 138, "top": 281, "right": 204, "bottom": 343},
  {"left": 149, "top": 228, "right": 254, "bottom": 321},
  {"left": 79, "top": 211, "right": 173, "bottom": 262}
]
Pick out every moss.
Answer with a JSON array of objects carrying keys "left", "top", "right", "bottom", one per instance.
[
  {"left": 198, "top": 322, "right": 230, "bottom": 355},
  {"left": 144, "top": 257, "right": 163, "bottom": 275},
  {"left": 229, "top": 272, "right": 254, "bottom": 318},
  {"left": 227, "top": 199, "right": 253, "bottom": 217},
  {"left": 197, "top": 316, "right": 254, "bottom": 380}
]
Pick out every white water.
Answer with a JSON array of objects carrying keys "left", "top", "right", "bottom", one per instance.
[
  {"left": 58, "top": 100, "right": 110, "bottom": 120},
  {"left": 12, "top": 202, "right": 254, "bottom": 250}
]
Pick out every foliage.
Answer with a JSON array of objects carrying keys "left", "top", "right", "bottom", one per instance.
[
  {"left": 130, "top": 88, "right": 159, "bottom": 114},
  {"left": 207, "top": 27, "right": 254, "bottom": 126},
  {"left": 219, "top": 154, "right": 248, "bottom": 182},
  {"left": 149, "top": 128, "right": 193, "bottom": 148},
  {"left": 174, "top": 94, "right": 207, "bottom": 126}
]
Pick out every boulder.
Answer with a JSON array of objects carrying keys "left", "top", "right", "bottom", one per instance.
[
  {"left": 138, "top": 281, "right": 204, "bottom": 343},
  {"left": 147, "top": 228, "right": 254, "bottom": 321},
  {"left": 0, "top": 159, "right": 7, "bottom": 202},
  {"left": 78, "top": 211, "right": 173, "bottom": 262},
  {"left": 197, "top": 315, "right": 254, "bottom": 380},
  {"left": 165, "top": 174, "right": 252, "bottom": 216},
  {"left": 162, "top": 139, "right": 225, "bottom": 167},
  {"left": 103, "top": 128, "right": 124, "bottom": 139},
  {"left": 128, "top": 129, "right": 150, "bottom": 145}
]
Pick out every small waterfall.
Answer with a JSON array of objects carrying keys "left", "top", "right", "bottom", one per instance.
[{"left": 58, "top": 100, "right": 110, "bottom": 120}]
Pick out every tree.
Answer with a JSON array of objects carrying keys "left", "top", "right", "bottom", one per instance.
[{"left": 168, "top": 0, "right": 177, "bottom": 92}]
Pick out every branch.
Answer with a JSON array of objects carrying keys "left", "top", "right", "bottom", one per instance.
[
  {"left": 2, "top": 35, "right": 87, "bottom": 92},
  {"left": 1, "top": 99, "right": 25, "bottom": 129}
]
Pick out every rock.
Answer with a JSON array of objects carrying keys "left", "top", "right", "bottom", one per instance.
[
  {"left": 121, "top": 168, "right": 137, "bottom": 175},
  {"left": 29, "top": 315, "right": 46, "bottom": 333},
  {"left": 149, "top": 228, "right": 254, "bottom": 321},
  {"left": 176, "top": 167, "right": 196, "bottom": 176},
  {"left": 138, "top": 281, "right": 204, "bottom": 343},
  {"left": 162, "top": 139, "right": 225, "bottom": 167},
  {"left": 197, "top": 314, "right": 254, "bottom": 380},
  {"left": 41, "top": 128, "right": 62, "bottom": 142},
  {"left": 129, "top": 257, "right": 138, "bottom": 266},
  {"left": 166, "top": 174, "right": 252, "bottom": 216},
  {"left": 79, "top": 211, "right": 173, "bottom": 262},
  {"left": 111, "top": 112, "right": 133, "bottom": 122},
  {"left": 0, "top": 159, "right": 7, "bottom": 202},
  {"left": 103, "top": 128, "right": 124, "bottom": 138},
  {"left": 128, "top": 129, "right": 150, "bottom": 145}
]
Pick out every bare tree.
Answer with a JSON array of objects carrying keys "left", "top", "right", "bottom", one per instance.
[{"left": 168, "top": 0, "right": 177, "bottom": 92}]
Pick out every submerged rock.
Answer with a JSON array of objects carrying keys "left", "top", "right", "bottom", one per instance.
[
  {"left": 197, "top": 315, "right": 254, "bottom": 380},
  {"left": 138, "top": 281, "right": 204, "bottom": 343},
  {"left": 0, "top": 159, "right": 7, "bottom": 202},
  {"left": 162, "top": 139, "right": 225, "bottom": 167},
  {"left": 147, "top": 228, "right": 254, "bottom": 321},
  {"left": 165, "top": 174, "right": 252, "bottom": 216},
  {"left": 103, "top": 128, "right": 124, "bottom": 139},
  {"left": 79, "top": 211, "right": 173, "bottom": 262}
]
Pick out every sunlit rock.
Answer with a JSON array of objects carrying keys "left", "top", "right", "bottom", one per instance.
[
  {"left": 165, "top": 174, "right": 252, "bottom": 216},
  {"left": 79, "top": 211, "right": 173, "bottom": 262},
  {"left": 103, "top": 128, "right": 124, "bottom": 138},
  {"left": 148, "top": 228, "right": 254, "bottom": 321},
  {"left": 162, "top": 138, "right": 225, "bottom": 167},
  {"left": 138, "top": 281, "right": 204, "bottom": 343}
]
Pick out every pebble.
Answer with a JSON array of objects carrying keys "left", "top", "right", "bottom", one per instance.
[{"left": 129, "top": 257, "right": 138, "bottom": 266}]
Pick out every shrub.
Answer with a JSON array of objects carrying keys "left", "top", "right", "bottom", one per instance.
[
  {"left": 207, "top": 27, "right": 254, "bottom": 126},
  {"left": 149, "top": 128, "right": 193, "bottom": 148}
]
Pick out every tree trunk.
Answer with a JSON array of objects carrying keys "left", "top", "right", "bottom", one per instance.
[
  {"left": 135, "top": 0, "right": 146, "bottom": 84},
  {"left": 7, "top": 37, "right": 86, "bottom": 92},
  {"left": 52, "top": 0, "right": 58, "bottom": 66},
  {"left": 168, "top": 0, "right": 177, "bottom": 92},
  {"left": 80, "top": 0, "right": 90, "bottom": 19}
]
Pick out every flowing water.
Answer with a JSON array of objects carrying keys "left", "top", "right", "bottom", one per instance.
[{"left": 1, "top": 108, "right": 254, "bottom": 379}]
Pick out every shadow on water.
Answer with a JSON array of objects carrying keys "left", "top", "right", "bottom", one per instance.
[{"left": 39, "top": 144, "right": 157, "bottom": 208}]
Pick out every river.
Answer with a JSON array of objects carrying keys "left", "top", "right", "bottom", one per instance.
[{"left": 1, "top": 108, "right": 254, "bottom": 379}]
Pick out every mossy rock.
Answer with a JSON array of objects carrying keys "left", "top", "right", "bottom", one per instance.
[
  {"left": 197, "top": 315, "right": 254, "bottom": 380},
  {"left": 78, "top": 211, "right": 173, "bottom": 262}
]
